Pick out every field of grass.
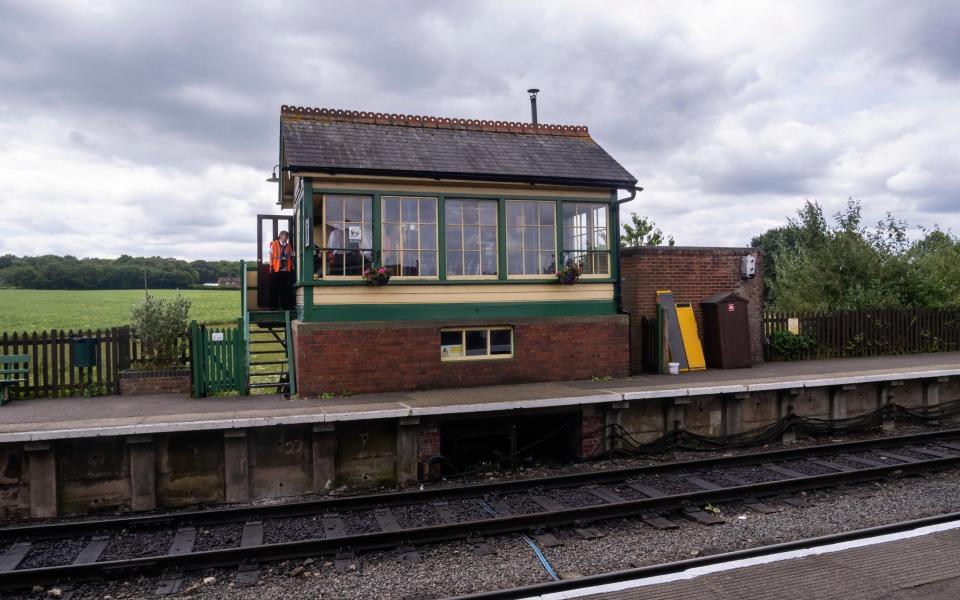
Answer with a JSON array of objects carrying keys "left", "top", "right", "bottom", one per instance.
[{"left": 0, "top": 289, "right": 241, "bottom": 332}]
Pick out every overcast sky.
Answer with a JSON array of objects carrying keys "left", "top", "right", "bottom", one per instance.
[{"left": 1, "top": 0, "right": 958, "bottom": 260}]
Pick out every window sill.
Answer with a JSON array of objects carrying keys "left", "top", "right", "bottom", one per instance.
[
  {"left": 296, "top": 278, "right": 615, "bottom": 286},
  {"left": 441, "top": 354, "right": 515, "bottom": 363}
]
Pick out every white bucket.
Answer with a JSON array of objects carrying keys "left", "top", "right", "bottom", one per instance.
[{"left": 668, "top": 362, "right": 680, "bottom": 375}]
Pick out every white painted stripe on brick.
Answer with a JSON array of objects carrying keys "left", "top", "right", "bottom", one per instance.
[
  {"left": 684, "top": 384, "right": 749, "bottom": 396},
  {"left": 407, "top": 394, "right": 621, "bottom": 417},
  {"left": 623, "top": 388, "right": 688, "bottom": 401},
  {"left": 322, "top": 408, "right": 412, "bottom": 422},
  {"left": 526, "top": 519, "right": 960, "bottom": 600}
]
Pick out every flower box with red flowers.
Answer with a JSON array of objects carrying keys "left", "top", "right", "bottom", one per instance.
[
  {"left": 362, "top": 266, "right": 391, "bottom": 286},
  {"left": 556, "top": 262, "right": 582, "bottom": 285}
]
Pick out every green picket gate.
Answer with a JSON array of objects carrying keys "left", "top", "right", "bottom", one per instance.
[{"left": 190, "top": 319, "right": 246, "bottom": 397}]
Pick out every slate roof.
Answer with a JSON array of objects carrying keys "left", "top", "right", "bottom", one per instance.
[{"left": 280, "top": 106, "right": 638, "bottom": 188}]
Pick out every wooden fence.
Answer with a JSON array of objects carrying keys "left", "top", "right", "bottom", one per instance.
[
  {"left": 0, "top": 327, "right": 190, "bottom": 399},
  {"left": 763, "top": 308, "right": 960, "bottom": 361}
]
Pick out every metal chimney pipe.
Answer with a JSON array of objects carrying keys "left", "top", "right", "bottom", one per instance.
[{"left": 527, "top": 88, "right": 540, "bottom": 124}]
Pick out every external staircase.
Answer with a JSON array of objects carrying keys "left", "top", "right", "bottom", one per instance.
[
  {"left": 241, "top": 258, "right": 296, "bottom": 396},
  {"left": 246, "top": 312, "right": 294, "bottom": 395}
]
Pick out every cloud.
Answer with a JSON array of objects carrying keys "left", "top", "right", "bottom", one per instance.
[
  {"left": 887, "top": 166, "right": 933, "bottom": 194},
  {"left": 0, "top": 0, "right": 959, "bottom": 259}
]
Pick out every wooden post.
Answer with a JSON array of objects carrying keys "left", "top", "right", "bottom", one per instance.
[
  {"left": 127, "top": 435, "right": 157, "bottom": 511},
  {"left": 396, "top": 417, "right": 420, "bottom": 486},
  {"left": 724, "top": 393, "right": 748, "bottom": 436},
  {"left": 224, "top": 430, "right": 250, "bottom": 502},
  {"left": 25, "top": 442, "right": 57, "bottom": 518},
  {"left": 312, "top": 423, "right": 336, "bottom": 494},
  {"left": 605, "top": 402, "right": 628, "bottom": 451},
  {"left": 779, "top": 388, "right": 800, "bottom": 443}
]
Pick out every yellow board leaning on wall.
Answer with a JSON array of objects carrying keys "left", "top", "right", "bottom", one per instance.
[{"left": 675, "top": 303, "right": 706, "bottom": 371}]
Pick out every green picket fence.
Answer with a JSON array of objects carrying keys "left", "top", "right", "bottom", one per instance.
[{"left": 190, "top": 319, "right": 246, "bottom": 397}]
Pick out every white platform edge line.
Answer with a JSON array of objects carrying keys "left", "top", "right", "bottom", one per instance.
[
  {"left": 408, "top": 394, "right": 623, "bottom": 417},
  {"left": 529, "top": 519, "right": 960, "bottom": 600}
]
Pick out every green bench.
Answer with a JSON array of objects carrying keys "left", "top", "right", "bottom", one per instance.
[{"left": 0, "top": 355, "right": 30, "bottom": 405}]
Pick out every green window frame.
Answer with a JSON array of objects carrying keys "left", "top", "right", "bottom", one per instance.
[
  {"left": 381, "top": 196, "right": 439, "bottom": 279},
  {"left": 505, "top": 200, "right": 558, "bottom": 278},
  {"left": 303, "top": 188, "right": 617, "bottom": 286},
  {"left": 561, "top": 201, "right": 610, "bottom": 277},
  {"left": 319, "top": 194, "right": 374, "bottom": 278},
  {"left": 444, "top": 199, "right": 499, "bottom": 278}
]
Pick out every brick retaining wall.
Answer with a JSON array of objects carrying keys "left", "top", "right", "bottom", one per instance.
[
  {"left": 292, "top": 315, "right": 630, "bottom": 396},
  {"left": 119, "top": 369, "right": 192, "bottom": 396}
]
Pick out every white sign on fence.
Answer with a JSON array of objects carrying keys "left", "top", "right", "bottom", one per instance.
[{"left": 211, "top": 332, "right": 225, "bottom": 342}]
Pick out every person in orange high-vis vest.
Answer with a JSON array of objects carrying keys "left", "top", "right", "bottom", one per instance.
[{"left": 269, "top": 230, "right": 294, "bottom": 310}]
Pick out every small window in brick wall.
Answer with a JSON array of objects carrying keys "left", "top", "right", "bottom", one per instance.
[{"left": 440, "top": 327, "right": 513, "bottom": 361}]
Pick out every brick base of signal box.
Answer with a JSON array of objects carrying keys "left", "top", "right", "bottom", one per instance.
[{"left": 292, "top": 315, "right": 630, "bottom": 396}]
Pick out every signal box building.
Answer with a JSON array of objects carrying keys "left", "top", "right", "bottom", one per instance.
[{"left": 272, "top": 106, "right": 638, "bottom": 395}]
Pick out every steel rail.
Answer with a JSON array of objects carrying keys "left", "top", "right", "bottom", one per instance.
[
  {"left": 448, "top": 510, "right": 960, "bottom": 599},
  {"left": 1, "top": 453, "right": 959, "bottom": 590},
  {"left": 3, "top": 426, "right": 960, "bottom": 543}
]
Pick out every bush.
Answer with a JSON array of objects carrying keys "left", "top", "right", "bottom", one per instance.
[
  {"left": 131, "top": 293, "right": 191, "bottom": 369},
  {"left": 769, "top": 329, "right": 815, "bottom": 360}
]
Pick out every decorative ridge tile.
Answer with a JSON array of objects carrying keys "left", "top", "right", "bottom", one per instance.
[{"left": 280, "top": 105, "right": 591, "bottom": 137}]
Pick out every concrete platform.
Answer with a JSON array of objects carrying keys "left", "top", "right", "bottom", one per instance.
[
  {"left": 0, "top": 353, "right": 958, "bottom": 443},
  {"left": 570, "top": 521, "right": 960, "bottom": 600}
]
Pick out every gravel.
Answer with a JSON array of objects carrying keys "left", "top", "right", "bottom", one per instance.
[
  {"left": 628, "top": 473, "right": 700, "bottom": 494},
  {"left": 498, "top": 494, "right": 546, "bottom": 515},
  {"left": 712, "top": 464, "right": 789, "bottom": 483},
  {"left": 194, "top": 524, "right": 243, "bottom": 552},
  {"left": 607, "top": 482, "right": 651, "bottom": 500},
  {"left": 341, "top": 510, "right": 379, "bottom": 535},
  {"left": 780, "top": 460, "right": 838, "bottom": 476},
  {"left": 442, "top": 499, "right": 491, "bottom": 522},
  {"left": 392, "top": 504, "right": 442, "bottom": 529},
  {"left": 263, "top": 516, "right": 324, "bottom": 544},
  {"left": 98, "top": 530, "right": 174, "bottom": 562},
  {"left": 553, "top": 486, "right": 606, "bottom": 508},
  {"left": 17, "top": 538, "right": 87, "bottom": 569}
]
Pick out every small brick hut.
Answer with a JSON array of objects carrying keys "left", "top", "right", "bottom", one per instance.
[{"left": 272, "top": 106, "right": 640, "bottom": 395}]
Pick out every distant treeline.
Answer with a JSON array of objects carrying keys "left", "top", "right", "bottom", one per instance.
[{"left": 0, "top": 255, "right": 240, "bottom": 290}]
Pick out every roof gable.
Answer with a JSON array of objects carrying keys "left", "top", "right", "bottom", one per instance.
[{"left": 279, "top": 106, "right": 638, "bottom": 189}]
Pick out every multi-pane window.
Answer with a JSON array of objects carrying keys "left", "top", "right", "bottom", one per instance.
[
  {"left": 562, "top": 203, "right": 610, "bottom": 275},
  {"left": 506, "top": 200, "right": 556, "bottom": 276},
  {"left": 382, "top": 196, "right": 438, "bottom": 277},
  {"left": 445, "top": 199, "right": 498, "bottom": 277},
  {"left": 440, "top": 327, "right": 513, "bottom": 361},
  {"left": 322, "top": 195, "right": 373, "bottom": 277}
]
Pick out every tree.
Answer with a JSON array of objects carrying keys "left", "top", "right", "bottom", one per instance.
[
  {"left": 620, "top": 213, "right": 675, "bottom": 247},
  {"left": 764, "top": 198, "right": 960, "bottom": 311},
  {"left": 0, "top": 254, "right": 217, "bottom": 289},
  {"left": 751, "top": 225, "right": 803, "bottom": 302},
  {"left": 130, "top": 294, "right": 192, "bottom": 369},
  {"left": 905, "top": 228, "right": 960, "bottom": 307}
]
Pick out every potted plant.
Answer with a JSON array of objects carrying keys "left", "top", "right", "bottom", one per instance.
[
  {"left": 362, "top": 265, "right": 391, "bottom": 286},
  {"left": 556, "top": 262, "right": 582, "bottom": 284},
  {"left": 121, "top": 293, "right": 193, "bottom": 396}
]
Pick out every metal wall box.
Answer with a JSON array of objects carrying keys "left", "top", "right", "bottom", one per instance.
[
  {"left": 700, "top": 292, "right": 751, "bottom": 369},
  {"left": 70, "top": 337, "right": 98, "bottom": 368}
]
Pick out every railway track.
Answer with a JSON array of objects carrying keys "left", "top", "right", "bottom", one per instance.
[{"left": 3, "top": 428, "right": 960, "bottom": 594}]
